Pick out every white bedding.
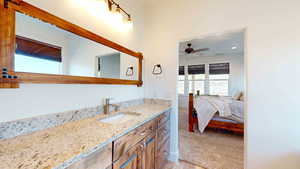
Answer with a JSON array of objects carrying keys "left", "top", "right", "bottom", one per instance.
[{"left": 194, "top": 96, "right": 244, "bottom": 133}]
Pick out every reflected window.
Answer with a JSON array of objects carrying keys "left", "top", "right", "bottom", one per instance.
[
  {"left": 15, "top": 35, "right": 62, "bottom": 74},
  {"left": 15, "top": 54, "right": 61, "bottom": 74}
]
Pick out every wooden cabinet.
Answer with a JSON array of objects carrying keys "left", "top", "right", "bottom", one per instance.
[
  {"left": 113, "top": 111, "right": 170, "bottom": 169},
  {"left": 67, "top": 111, "right": 170, "bottom": 169},
  {"left": 144, "top": 134, "right": 156, "bottom": 169},
  {"left": 157, "top": 120, "right": 170, "bottom": 145},
  {"left": 155, "top": 138, "right": 170, "bottom": 169},
  {"left": 113, "top": 120, "right": 156, "bottom": 162},
  {"left": 155, "top": 112, "right": 170, "bottom": 169},
  {"left": 157, "top": 111, "right": 170, "bottom": 127},
  {"left": 113, "top": 140, "right": 143, "bottom": 169},
  {"left": 114, "top": 132, "right": 157, "bottom": 169}
]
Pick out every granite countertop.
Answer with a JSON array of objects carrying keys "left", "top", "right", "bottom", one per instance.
[{"left": 0, "top": 103, "right": 171, "bottom": 169}]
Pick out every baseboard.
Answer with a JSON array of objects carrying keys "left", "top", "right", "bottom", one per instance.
[{"left": 168, "top": 150, "right": 179, "bottom": 162}]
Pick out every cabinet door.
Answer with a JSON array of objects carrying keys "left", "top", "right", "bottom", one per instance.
[
  {"left": 113, "top": 141, "right": 143, "bottom": 169},
  {"left": 155, "top": 114, "right": 170, "bottom": 169},
  {"left": 144, "top": 134, "right": 156, "bottom": 169},
  {"left": 114, "top": 120, "right": 156, "bottom": 162},
  {"left": 155, "top": 138, "right": 170, "bottom": 169}
]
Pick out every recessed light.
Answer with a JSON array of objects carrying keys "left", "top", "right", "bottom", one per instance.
[{"left": 232, "top": 46, "right": 237, "bottom": 50}]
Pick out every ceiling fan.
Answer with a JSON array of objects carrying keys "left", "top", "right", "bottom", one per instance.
[{"left": 184, "top": 43, "right": 209, "bottom": 54}]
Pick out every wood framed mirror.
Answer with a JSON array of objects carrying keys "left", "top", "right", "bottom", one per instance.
[{"left": 0, "top": 0, "right": 143, "bottom": 88}]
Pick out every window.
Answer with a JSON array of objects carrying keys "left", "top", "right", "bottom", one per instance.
[
  {"left": 178, "top": 63, "right": 230, "bottom": 96},
  {"left": 178, "top": 75, "right": 185, "bottom": 94},
  {"left": 178, "top": 66, "right": 185, "bottom": 94},
  {"left": 188, "top": 64, "right": 205, "bottom": 95},
  {"left": 208, "top": 63, "right": 230, "bottom": 96},
  {"left": 209, "top": 74, "right": 229, "bottom": 96},
  {"left": 188, "top": 74, "right": 205, "bottom": 95}
]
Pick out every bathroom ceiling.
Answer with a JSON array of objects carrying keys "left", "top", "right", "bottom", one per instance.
[{"left": 179, "top": 31, "right": 244, "bottom": 58}]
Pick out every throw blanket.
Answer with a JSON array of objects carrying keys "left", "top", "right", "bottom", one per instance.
[{"left": 194, "top": 96, "right": 244, "bottom": 133}]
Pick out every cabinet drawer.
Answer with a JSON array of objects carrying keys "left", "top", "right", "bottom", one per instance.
[
  {"left": 113, "top": 120, "right": 156, "bottom": 162},
  {"left": 157, "top": 120, "right": 170, "bottom": 148},
  {"left": 155, "top": 138, "right": 170, "bottom": 169},
  {"left": 157, "top": 111, "right": 170, "bottom": 128},
  {"left": 66, "top": 144, "right": 112, "bottom": 169}
]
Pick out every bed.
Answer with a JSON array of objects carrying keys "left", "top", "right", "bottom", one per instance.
[{"left": 188, "top": 93, "right": 244, "bottom": 134}]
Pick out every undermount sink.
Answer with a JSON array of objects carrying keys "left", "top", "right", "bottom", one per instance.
[{"left": 98, "top": 112, "right": 141, "bottom": 124}]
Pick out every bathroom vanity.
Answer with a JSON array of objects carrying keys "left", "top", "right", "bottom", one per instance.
[
  {"left": 0, "top": 100, "right": 171, "bottom": 169},
  {"left": 67, "top": 111, "right": 170, "bottom": 169}
]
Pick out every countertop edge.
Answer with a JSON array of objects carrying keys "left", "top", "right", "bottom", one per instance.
[{"left": 54, "top": 107, "right": 172, "bottom": 169}]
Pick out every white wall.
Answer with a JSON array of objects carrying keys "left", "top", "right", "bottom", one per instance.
[
  {"left": 143, "top": 0, "right": 300, "bottom": 168},
  {"left": 64, "top": 34, "right": 139, "bottom": 80},
  {"left": 0, "top": 0, "right": 145, "bottom": 122},
  {"left": 66, "top": 35, "right": 118, "bottom": 77}
]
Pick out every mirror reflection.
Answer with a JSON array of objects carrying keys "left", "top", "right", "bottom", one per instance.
[{"left": 15, "top": 12, "right": 139, "bottom": 80}]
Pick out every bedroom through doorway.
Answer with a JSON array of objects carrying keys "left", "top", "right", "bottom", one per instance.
[{"left": 177, "top": 30, "right": 245, "bottom": 169}]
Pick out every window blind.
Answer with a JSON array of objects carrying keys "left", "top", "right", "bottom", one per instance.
[
  {"left": 15, "top": 35, "right": 62, "bottom": 62},
  {"left": 188, "top": 64, "right": 205, "bottom": 74},
  {"left": 179, "top": 66, "right": 185, "bottom": 75},
  {"left": 209, "top": 63, "right": 229, "bottom": 74}
]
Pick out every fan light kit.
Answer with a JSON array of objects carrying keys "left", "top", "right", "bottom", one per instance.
[{"left": 184, "top": 43, "right": 209, "bottom": 54}]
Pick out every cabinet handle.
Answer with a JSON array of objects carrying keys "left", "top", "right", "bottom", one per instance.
[{"left": 120, "top": 154, "right": 137, "bottom": 169}]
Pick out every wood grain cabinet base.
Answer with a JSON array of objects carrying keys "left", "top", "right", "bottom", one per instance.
[
  {"left": 66, "top": 110, "right": 171, "bottom": 169},
  {"left": 114, "top": 111, "right": 170, "bottom": 169},
  {"left": 155, "top": 112, "right": 170, "bottom": 169},
  {"left": 113, "top": 140, "right": 143, "bottom": 169}
]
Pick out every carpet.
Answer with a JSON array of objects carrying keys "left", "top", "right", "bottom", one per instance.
[{"left": 179, "top": 129, "right": 244, "bottom": 169}]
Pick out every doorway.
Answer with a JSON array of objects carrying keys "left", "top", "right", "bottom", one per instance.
[{"left": 177, "top": 30, "right": 245, "bottom": 169}]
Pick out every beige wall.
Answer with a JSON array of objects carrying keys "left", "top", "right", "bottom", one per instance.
[
  {"left": 143, "top": 0, "right": 300, "bottom": 168},
  {"left": 0, "top": 0, "right": 145, "bottom": 122}
]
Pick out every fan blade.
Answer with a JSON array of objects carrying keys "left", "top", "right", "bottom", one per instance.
[{"left": 192, "top": 48, "right": 209, "bottom": 53}]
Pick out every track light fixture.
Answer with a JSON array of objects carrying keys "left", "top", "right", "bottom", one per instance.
[{"left": 107, "top": 0, "right": 132, "bottom": 25}]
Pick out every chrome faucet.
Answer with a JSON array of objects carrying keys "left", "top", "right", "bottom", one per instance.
[{"left": 103, "top": 98, "right": 120, "bottom": 115}]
